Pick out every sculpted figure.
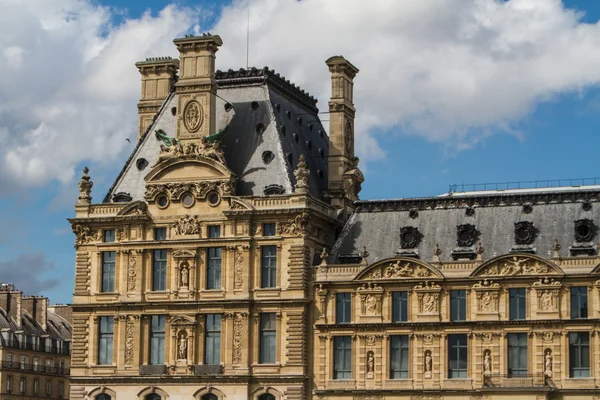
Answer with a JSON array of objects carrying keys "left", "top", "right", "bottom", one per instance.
[
  {"left": 180, "top": 266, "right": 189, "bottom": 287},
  {"left": 481, "top": 291, "right": 493, "bottom": 312},
  {"left": 365, "top": 294, "right": 379, "bottom": 315},
  {"left": 425, "top": 351, "right": 432, "bottom": 372},
  {"left": 545, "top": 350, "right": 553, "bottom": 376},
  {"left": 178, "top": 335, "right": 188, "bottom": 360},
  {"left": 540, "top": 291, "right": 553, "bottom": 311},
  {"left": 366, "top": 351, "right": 375, "bottom": 373},
  {"left": 483, "top": 351, "right": 491, "bottom": 374},
  {"left": 423, "top": 293, "right": 436, "bottom": 313}
]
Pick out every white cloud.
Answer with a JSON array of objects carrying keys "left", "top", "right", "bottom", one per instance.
[{"left": 1, "top": 0, "right": 600, "bottom": 191}]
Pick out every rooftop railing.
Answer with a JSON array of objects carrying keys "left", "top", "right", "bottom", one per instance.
[
  {"left": 449, "top": 177, "right": 600, "bottom": 194},
  {"left": 1, "top": 361, "right": 70, "bottom": 376}
]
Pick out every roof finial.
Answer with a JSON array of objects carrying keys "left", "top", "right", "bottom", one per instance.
[
  {"left": 293, "top": 154, "right": 310, "bottom": 194},
  {"left": 320, "top": 247, "right": 329, "bottom": 267},
  {"left": 359, "top": 246, "right": 369, "bottom": 267},
  {"left": 77, "top": 166, "right": 93, "bottom": 205},
  {"left": 552, "top": 239, "right": 561, "bottom": 258}
]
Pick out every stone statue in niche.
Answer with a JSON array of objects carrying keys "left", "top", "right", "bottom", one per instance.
[
  {"left": 366, "top": 351, "right": 375, "bottom": 376},
  {"left": 424, "top": 350, "right": 432, "bottom": 378},
  {"left": 544, "top": 350, "right": 553, "bottom": 377},
  {"left": 539, "top": 290, "right": 553, "bottom": 311},
  {"left": 180, "top": 264, "right": 189, "bottom": 288},
  {"left": 483, "top": 350, "right": 491, "bottom": 376},
  {"left": 481, "top": 292, "right": 493, "bottom": 312},
  {"left": 365, "top": 294, "right": 379, "bottom": 315},
  {"left": 178, "top": 333, "right": 188, "bottom": 360}
]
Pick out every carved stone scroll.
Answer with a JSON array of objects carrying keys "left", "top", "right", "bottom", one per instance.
[{"left": 124, "top": 317, "right": 135, "bottom": 365}]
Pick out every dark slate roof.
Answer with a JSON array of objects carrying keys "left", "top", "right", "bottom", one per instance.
[
  {"left": 105, "top": 67, "right": 328, "bottom": 202},
  {"left": 0, "top": 307, "right": 71, "bottom": 341},
  {"left": 331, "top": 187, "right": 600, "bottom": 264}
]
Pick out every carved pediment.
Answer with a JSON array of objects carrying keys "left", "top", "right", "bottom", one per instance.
[
  {"left": 355, "top": 258, "right": 444, "bottom": 281},
  {"left": 117, "top": 201, "right": 148, "bottom": 216},
  {"left": 471, "top": 254, "right": 564, "bottom": 278},
  {"left": 145, "top": 158, "right": 233, "bottom": 183},
  {"left": 169, "top": 315, "right": 197, "bottom": 326},
  {"left": 229, "top": 199, "right": 253, "bottom": 211}
]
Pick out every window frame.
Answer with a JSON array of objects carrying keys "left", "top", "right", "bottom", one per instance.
[
  {"left": 450, "top": 289, "right": 467, "bottom": 321},
  {"left": 263, "top": 223, "right": 276, "bottom": 236},
  {"left": 570, "top": 287, "right": 588, "bottom": 319},
  {"left": 509, "top": 288, "right": 527, "bottom": 320},
  {"left": 392, "top": 291, "right": 408, "bottom": 322},
  {"left": 152, "top": 249, "right": 167, "bottom": 291},
  {"left": 390, "top": 334, "right": 409, "bottom": 379},
  {"left": 97, "top": 316, "right": 114, "bottom": 365},
  {"left": 507, "top": 333, "right": 528, "bottom": 376},
  {"left": 569, "top": 332, "right": 590, "bottom": 378},
  {"left": 336, "top": 293, "right": 352, "bottom": 324},
  {"left": 101, "top": 251, "right": 116, "bottom": 292},
  {"left": 204, "top": 314, "right": 222, "bottom": 365},
  {"left": 447, "top": 334, "right": 468, "bottom": 379},
  {"left": 154, "top": 227, "right": 167, "bottom": 241},
  {"left": 333, "top": 335, "right": 352, "bottom": 380},
  {"left": 207, "top": 247, "right": 222, "bottom": 290},
  {"left": 150, "top": 315, "right": 166, "bottom": 365},
  {"left": 103, "top": 229, "right": 115, "bottom": 243},
  {"left": 208, "top": 225, "right": 221, "bottom": 238},
  {"left": 260, "top": 245, "right": 277, "bottom": 288},
  {"left": 259, "top": 313, "right": 276, "bottom": 364}
]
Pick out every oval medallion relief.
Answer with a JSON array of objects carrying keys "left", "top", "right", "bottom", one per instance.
[{"left": 183, "top": 100, "right": 204, "bottom": 133}]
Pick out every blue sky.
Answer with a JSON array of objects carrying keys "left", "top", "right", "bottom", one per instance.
[{"left": 2, "top": 0, "right": 600, "bottom": 303}]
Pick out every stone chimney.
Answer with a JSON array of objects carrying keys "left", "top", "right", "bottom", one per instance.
[
  {"left": 173, "top": 34, "right": 223, "bottom": 142},
  {"left": 135, "top": 57, "right": 180, "bottom": 141},
  {"left": 0, "top": 285, "right": 22, "bottom": 329},
  {"left": 48, "top": 304, "right": 72, "bottom": 324},
  {"left": 325, "top": 56, "right": 364, "bottom": 211},
  {"left": 22, "top": 296, "right": 49, "bottom": 330}
]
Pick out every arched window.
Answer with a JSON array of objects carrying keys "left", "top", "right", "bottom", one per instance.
[
  {"left": 145, "top": 395, "right": 161, "bottom": 400},
  {"left": 258, "top": 395, "right": 276, "bottom": 400},
  {"left": 97, "top": 395, "right": 111, "bottom": 400},
  {"left": 202, "top": 395, "right": 218, "bottom": 400}
]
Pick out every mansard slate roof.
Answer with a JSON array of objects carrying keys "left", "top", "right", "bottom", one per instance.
[
  {"left": 105, "top": 67, "right": 328, "bottom": 202},
  {"left": 331, "top": 186, "right": 600, "bottom": 264},
  {"left": 0, "top": 307, "right": 71, "bottom": 341}
]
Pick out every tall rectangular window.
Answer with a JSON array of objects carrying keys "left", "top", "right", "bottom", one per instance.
[
  {"left": 450, "top": 290, "right": 467, "bottom": 321},
  {"left": 152, "top": 250, "right": 167, "bottom": 291},
  {"left": 154, "top": 227, "right": 166, "bottom": 241},
  {"left": 33, "top": 379, "right": 39, "bottom": 395},
  {"left": 448, "top": 334, "right": 468, "bottom": 378},
  {"left": 571, "top": 287, "right": 588, "bottom": 319},
  {"left": 333, "top": 336, "right": 352, "bottom": 379},
  {"left": 263, "top": 223, "right": 276, "bottom": 236},
  {"left": 19, "top": 377, "right": 25, "bottom": 394},
  {"left": 207, "top": 247, "right": 222, "bottom": 290},
  {"left": 507, "top": 333, "right": 528, "bottom": 376},
  {"left": 46, "top": 379, "right": 51, "bottom": 396},
  {"left": 569, "top": 332, "right": 590, "bottom": 377},
  {"left": 6, "top": 376, "right": 12, "bottom": 393},
  {"left": 204, "top": 314, "right": 221, "bottom": 365},
  {"left": 336, "top": 293, "right": 352, "bottom": 324},
  {"left": 97, "top": 316, "right": 113, "bottom": 365},
  {"left": 509, "top": 288, "right": 526, "bottom": 320},
  {"left": 392, "top": 292, "right": 408, "bottom": 322},
  {"left": 261, "top": 246, "right": 277, "bottom": 288},
  {"left": 150, "top": 315, "right": 166, "bottom": 365},
  {"left": 259, "top": 313, "right": 276, "bottom": 364},
  {"left": 103, "top": 229, "right": 115, "bottom": 243},
  {"left": 58, "top": 381, "right": 64, "bottom": 398},
  {"left": 390, "top": 335, "right": 409, "bottom": 379},
  {"left": 101, "top": 251, "right": 116, "bottom": 292},
  {"left": 208, "top": 225, "right": 221, "bottom": 238}
]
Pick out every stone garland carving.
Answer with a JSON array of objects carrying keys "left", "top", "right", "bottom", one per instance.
[
  {"left": 72, "top": 224, "right": 101, "bottom": 247},
  {"left": 416, "top": 333, "right": 440, "bottom": 344},
  {"left": 144, "top": 179, "right": 235, "bottom": 202},
  {"left": 172, "top": 215, "right": 201, "bottom": 235},
  {"left": 233, "top": 247, "right": 244, "bottom": 290},
  {"left": 232, "top": 315, "right": 243, "bottom": 364},
  {"left": 478, "top": 256, "right": 552, "bottom": 277},
  {"left": 124, "top": 317, "right": 135, "bottom": 365},
  {"left": 294, "top": 154, "right": 310, "bottom": 193},
  {"left": 127, "top": 252, "right": 137, "bottom": 292}
]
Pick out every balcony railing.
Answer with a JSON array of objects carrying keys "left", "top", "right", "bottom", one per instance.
[
  {"left": 139, "top": 365, "right": 168, "bottom": 376},
  {"left": 484, "top": 374, "right": 546, "bottom": 388},
  {"left": 0, "top": 340, "right": 71, "bottom": 355},
  {"left": 1, "top": 361, "right": 70, "bottom": 376}
]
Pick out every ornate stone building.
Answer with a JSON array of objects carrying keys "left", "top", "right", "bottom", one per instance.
[
  {"left": 0, "top": 284, "right": 72, "bottom": 399},
  {"left": 69, "top": 33, "right": 600, "bottom": 400}
]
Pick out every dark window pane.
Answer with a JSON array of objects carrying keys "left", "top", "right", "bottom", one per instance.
[
  {"left": 571, "top": 287, "right": 588, "bottom": 319},
  {"left": 259, "top": 313, "right": 276, "bottom": 364},
  {"left": 103, "top": 230, "right": 115, "bottom": 243},
  {"left": 507, "top": 333, "right": 528, "bottom": 376},
  {"left": 207, "top": 248, "right": 222, "bottom": 289},
  {"left": 336, "top": 293, "right": 352, "bottom": 324},
  {"left": 448, "top": 334, "right": 468, "bottom": 378},
  {"left": 509, "top": 288, "right": 526, "bottom": 320},
  {"left": 205, "top": 314, "right": 221, "bottom": 365},
  {"left": 154, "top": 228, "right": 166, "bottom": 241},
  {"left": 208, "top": 225, "right": 221, "bottom": 238},
  {"left": 98, "top": 317, "right": 113, "bottom": 365},
  {"left": 152, "top": 250, "right": 167, "bottom": 291},
  {"left": 101, "top": 251, "right": 116, "bottom": 292},
  {"left": 390, "top": 335, "right": 409, "bottom": 379},
  {"left": 263, "top": 223, "right": 276, "bottom": 236},
  {"left": 392, "top": 292, "right": 408, "bottom": 322},
  {"left": 333, "top": 336, "right": 352, "bottom": 379},
  {"left": 261, "top": 246, "right": 277, "bottom": 288},
  {"left": 150, "top": 315, "right": 166, "bottom": 365},
  {"left": 450, "top": 290, "right": 466, "bottom": 321},
  {"left": 569, "top": 332, "right": 590, "bottom": 377}
]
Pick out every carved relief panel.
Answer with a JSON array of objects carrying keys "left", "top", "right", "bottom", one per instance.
[
  {"left": 532, "top": 278, "right": 561, "bottom": 319},
  {"left": 472, "top": 280, "right": 501, "bottom": 321},
  {"left": 357, "top": 283, "right": 384, "bottom": 322},
  {"left": 414, "top": 281, "right": 441, "bottom": 322}
]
